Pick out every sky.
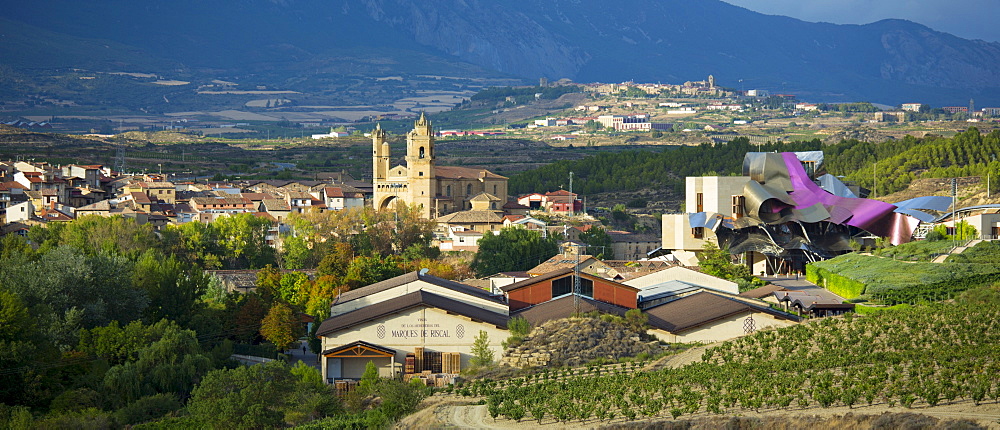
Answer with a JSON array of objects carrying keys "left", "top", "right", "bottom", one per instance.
[{"left": 722, "top": 0, "right": 1000, "bottom": 43}]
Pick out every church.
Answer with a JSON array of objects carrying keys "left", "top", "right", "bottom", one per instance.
[{"left": 372, "top": 113, "right": 508, "bottom": 219}]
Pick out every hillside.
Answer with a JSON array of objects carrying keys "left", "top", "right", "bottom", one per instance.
[
  {"left": 511, "top": 128, "right": 1000, "bottom": 211},
  {"left": 448, "top": 298, "right": 1000, "bottom": 427},
  {"left": 2, "top": 0, "right": 1000, "bottom": 106}
]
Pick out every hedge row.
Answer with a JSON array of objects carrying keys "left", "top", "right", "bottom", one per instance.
[
  {"left": 808, "top": 254, "right": 1000, "bottom": 295},
  {"left": 806, "top": 264, "right": 866, "bottom": 299}
]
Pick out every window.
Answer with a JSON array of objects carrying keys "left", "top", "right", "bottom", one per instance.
[
  {"left": 696, "top": 193, "right": 704, "bottom": 212},
  {"left": 580, "top": 278, "right": 593, "bottom": 297},
  {"left": 493, "top": 185, "right": 497, "bottom": 194},
  {"left": 466, "top": 184, "right": 472, "bottom": 195},
  {"left": 419, "top": 146, "right": 425, "bottom": 159},
  {"left": 692, "top": 227, "right": 704, "bottom": 239},
  {"left": 446, "top": 185, "right": 451, "bottom": 196},
  {"left": 552, "top": 276, "right": 572, "bottom": 297},
  {"left": 732, "top": 195, "right": 745, "bottom": 219},
  {"left": 419, "top": 171, "right": 424, "bottom": 176}
]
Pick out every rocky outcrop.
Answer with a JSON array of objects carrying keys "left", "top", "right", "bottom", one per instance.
[{"left": 500, "top": 317, "right": 663, "bottom": 368}]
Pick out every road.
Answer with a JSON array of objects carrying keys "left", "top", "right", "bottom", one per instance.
[{"left": 760, "top": 275, "right": 846, "bottom": 303}]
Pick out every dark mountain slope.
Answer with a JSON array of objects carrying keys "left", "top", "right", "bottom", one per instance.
[{"left": 2, "top": 0, "right": 999, "bottom": 104}]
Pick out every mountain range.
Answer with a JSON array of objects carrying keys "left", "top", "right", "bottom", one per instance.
[{"left": 3, "top": 0, "right": 1000, "bottom": 105}]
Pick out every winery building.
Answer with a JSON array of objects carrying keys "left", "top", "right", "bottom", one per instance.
[
  {"left": 316, "top": 271, "right": 509, "bottom": 382},
  {"left": 316, "top": 267, "right": 802, "bottom": 384}
]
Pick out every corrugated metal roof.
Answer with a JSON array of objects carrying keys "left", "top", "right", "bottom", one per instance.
[
  {"left": 335, "top": 271, "right": 502, "bottom": 304},
  {"left": 317, "top": 290, "right": 508, "bottom": 336}
]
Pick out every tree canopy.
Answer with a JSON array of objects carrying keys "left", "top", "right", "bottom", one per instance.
[{"left": 471, "top": 228, "right": 559, "bottom": 276}]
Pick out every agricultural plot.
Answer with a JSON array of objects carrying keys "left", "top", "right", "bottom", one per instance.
[
  {"left": 452, "top": 302, "right": 999, "bottom": 425},
  {"left": 808, "top": 245, "right": 1000, "bottom": 304}
]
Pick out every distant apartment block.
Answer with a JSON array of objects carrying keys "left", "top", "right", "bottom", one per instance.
[
  {"left": 901, "top": 103, "right": 923, "bottom": 112},
  {"left": 942, "top": 106, "right": 969, "bottom": 114},
  {"left": 596, "top": 114, "right": 671, "bottom": 131},
  {"left": 981, "top": 107, "right": 1000, "bottom": 117},
  {"left": 874, "top": 111, "right": 906, "bottom": 122}
]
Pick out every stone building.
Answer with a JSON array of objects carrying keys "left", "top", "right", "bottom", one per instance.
[{"left": 372, "top": 113, "right": 508, "bottom": 219}]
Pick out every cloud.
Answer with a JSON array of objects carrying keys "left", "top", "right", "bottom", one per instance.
[{"left": 722, "top": 0, "right": 999, "bottom": 42}]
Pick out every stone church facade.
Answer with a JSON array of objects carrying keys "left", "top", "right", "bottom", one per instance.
[{"left": 373, "top": 113, "right": 508, "bottom": 219}]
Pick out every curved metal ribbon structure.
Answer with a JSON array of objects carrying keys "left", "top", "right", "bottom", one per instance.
[{"left": 738, "top": 152, "right": 922, "bottom": 247}]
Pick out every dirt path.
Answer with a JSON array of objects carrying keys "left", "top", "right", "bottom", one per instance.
[
  {"left": 645, "top": 343, "right": 714, "bottom": 371},
  {"left": 427, "top": 400, "right": 1000, "bottom": 429}
]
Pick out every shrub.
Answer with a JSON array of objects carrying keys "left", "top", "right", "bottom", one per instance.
[
  {"left": 116, "top": 394, "right": 182, "bottom": 426},
  {"left": 925, "top": 230, "right": 945, "bottom": 241}
]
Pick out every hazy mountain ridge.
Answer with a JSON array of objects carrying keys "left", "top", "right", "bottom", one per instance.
[{"left": 2, "top": 0, "right": 1000, "bottom": 104}]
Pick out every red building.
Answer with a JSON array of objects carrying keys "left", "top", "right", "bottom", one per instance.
[{"left": 501, "top": 268, "right": 639, "bottom": 311}]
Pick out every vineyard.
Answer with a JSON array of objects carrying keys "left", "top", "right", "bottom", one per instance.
[
  {"left": 808, "top": 242, "right": 1000, "bottom": 304},
  {"left": 450, "top": 301, "right": 999, "bottom": 425}
]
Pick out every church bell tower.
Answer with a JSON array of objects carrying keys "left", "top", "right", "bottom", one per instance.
[
  {"left": 406, "top": 112, "right": 436, "bottom": 217},
  {"left": 372, "top": 123, "right": 390, "bottom": 182}
]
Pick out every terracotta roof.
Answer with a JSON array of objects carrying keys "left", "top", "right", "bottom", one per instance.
[
  {"left": 240, "top": 192, "right": 273, "bottom": 201},
  {"left": 317, "top": 290, "right": 508, "bottom": 335},
  {"left": 130, "top": 192, "right": 152, "bottom": 204},
  {"left": 191, "top": 196, "right": 251, "bottom": 206},
  {"left": 512, "top": 294, "right": 629, "bottom": 326},
  {"left": 0, "top": 181, "right": 27, "bottom": 190},
  {"left": 324, "top": 187, "right": 345, "bottom": 198},
  {"left": 545, "top": 189, "right": 576, "bottom": 197},
  {"left": 435, "top": 210, "right": 503, "bottom": 224},
  {"left": 526, "top": 254, "right": 597, "bottom": 276},
  {"left": 253, "top": 212, "right": 277, "bottom": 222},
  {"left": 739, "top": 284, "right": 787, "bottom": 299},
  {"left": 39, "top": 208, "right": 73, "bottom": 222},
  {"left": 335, "top": 271, "right": 502, "bottom": 305},
  {"left": 502, "top": 201, "right": 530, "bottom": 210},
  {"left": 435, "top": 165, "right": 507, "bottom": 180},
  {"left": 261, "top": 199, "right": 291, "bottom": 211}
]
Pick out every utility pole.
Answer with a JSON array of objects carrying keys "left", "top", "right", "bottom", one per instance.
[{"left": 568, "top": 171, "right": 574, "bottom": 217}]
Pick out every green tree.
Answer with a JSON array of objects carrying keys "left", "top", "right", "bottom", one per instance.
[
  {"left": 213, "top": 213, "right": 277, "bottom": 269},
  {"left": 471, "top": 227, "right": 559, "bottom": 276},
  {"left": 343, "top": 255, "right": 404, "bottom": 290},
  {"left": 132, "top": 250, "right": 207, "bottom": 323},
  {"left": 359, "top": 360, "right": 380, "bottom": 394},
  {"left": 188, "top": 361, "right": 294, "bottom": 429},
  {"left": 698, "top": 242, "right": 764, "bottom": 291},
  {"left": 277, "top": 271, "right": 310, "bottom": 305},
  {"left": 102, "top": 323, "right": 213, "bottom": 406},
  {"left": 260, "top": 302, "right": 298, "bottom": 351},
  {"left": 579, "top": 226, "right": 614, "bottom": 259},
  {"left": 470, "top": 330, "right": 495, "bottom": 367}
]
